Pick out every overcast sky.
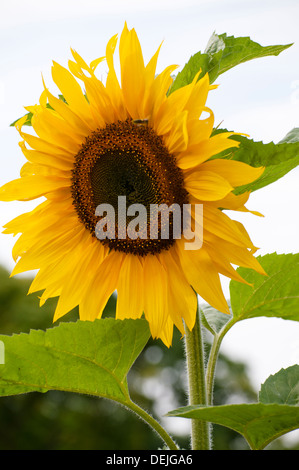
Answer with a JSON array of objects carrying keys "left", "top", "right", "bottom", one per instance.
[{"left": 0, "top": 1, "right": 299, "bottom": 433}]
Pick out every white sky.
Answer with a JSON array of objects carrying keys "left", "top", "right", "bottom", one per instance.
[{"left": 0, "top": 0, "right": 299, "bottom": 434}]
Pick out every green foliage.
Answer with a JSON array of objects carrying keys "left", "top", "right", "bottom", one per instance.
[
  {"left": 170, "top": 34, "right": 297, "bottom": 197},
  {"left": 170, "top": 254, "right": 299, "bottom": 449},
  {"left": 259, "top": 366, "right": 299, "bottom": 406},
  {"left": 230, "top": 253, "right": 299, "bottom": 323},
  {"left": 0, "top": 319, "right": 150, "bottom": 402},
  {"left": 169, "top": 33, "right": 292, "bottom": 93},
  {"left": 200, "top": 253, "right": 299, "bottom": 340},
  {"left": 0, "top": 267, "right": 259, "bottom": 450},
  {"left": 167, "top": 402, "right": 299, "bottom": 450},
  {"left": 168, "top": 366, "right": 299, "bottom": 450},
  {"left": 10, "top": 112, "right": 33, "bottom": 127},
  {"left": 212, "top": 129, "right": 299, "bottom": 194},
  {"left": 199, "top": 303, "right": 232, "bottom": 335}
]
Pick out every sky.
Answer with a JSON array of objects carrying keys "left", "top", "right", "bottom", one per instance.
[{"left": 0, "top": 0, "right": 299, "bottom": 443}]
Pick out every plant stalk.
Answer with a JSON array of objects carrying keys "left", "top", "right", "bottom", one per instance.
[
  {"left": 206, "top": 319, "right": 234, "bottom": 405},
  {"left": 125, "top": 400, "right": 179, "bottom": 450},
  {"left": 185, "top": 308, "right": 210, "bottom": 450}
]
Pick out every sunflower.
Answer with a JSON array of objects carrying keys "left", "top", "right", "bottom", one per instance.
[{"left": 0, "top": 24, "right": 265, "bottom": 346}]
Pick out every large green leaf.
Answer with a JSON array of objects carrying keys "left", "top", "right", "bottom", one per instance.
[
  {"left": 230, "top": 253, "right": 299, "bottom": 323},
  {"left": 170, "top": 33, "right": 292, "bottom": 93},
  {"left": 0, "top": 319, "right": 150, "bottom": 403},
  {"left": 166, "top": 402, "right": 299, "bottom": 450},
  {"left": 215, "top": 129, "right": 299, "bottom": 194}
]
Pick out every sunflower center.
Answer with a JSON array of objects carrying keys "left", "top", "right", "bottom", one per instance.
[
  {"left": 71, "top": 119, "right": 188, "bottom": 256},
  {"left": 90, "top": 150, "right": 160, "bottom": 210}
]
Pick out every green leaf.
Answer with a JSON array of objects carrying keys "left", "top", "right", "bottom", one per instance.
[
  {"left": 259, "top": 365, "right": 299, "bottom": 406},
  {"left": 168, "top": 366, "right": 299, "bottom": 449},
  {"left": 279, "top": 128, "right": 299, "bottom": 144},
  {"left": 166, "top": 402, "right": 299, "bottom": 450},
  {"left": 230, "top": 253, "right": 299, "bottom": 323},
  {"left": 169, "top": 33, "right": 292, "bottom": 94},
  {"left": 200, "top": 303, "right": 232, "bottom": 335},
  {"left": 0, "top": 319, "right": 150, "bottom": 404},
  {"left": 216, "top": 129, "right": 299, "bottom": 194},
  {"left": 10, "top": 112, "right": 33, "bottom": 127}
]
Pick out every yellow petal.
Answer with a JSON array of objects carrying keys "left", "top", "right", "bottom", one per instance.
[
  {"left": 116, "top": 255, "right": 144, "bottom": 320},
  {"left": 19, "top": 141, "right": 73, "bottom": 171},
  {"left": 19, "top": 161, "right": 68, "bottom": 179},
  {"left": 106, "top": 33, "right": 127, "bottom": 121},
  {"left": 159, "top": 248, "right": 197, "bottom": 333},
  {"left": 11, "top": 223, "right": 84, "bottom": 276},
  {"left": 165, "top": 110, "right": 189, "bottom": 153},
  {"left": 203, "top": 205, "right": 256, "bottom": 249},
  {"left": 79, "top": 251, "right": 125, "bottom": 321},
  {"left": 3, "top": 200, "right": 49, "bottom": 235},
  {"left": 70, "top": 48, "right": 104, "bottom": 75},
  {"left": 176, "top": 240, "right": 230, "bottom": 314},
  {"left": 150, "top": 64, "right": 178, "bottom": 126},
  {"left": 204, "top": 241, "right": 252, "bottom": 285},
  {"left": 141, "top": 42, "right": 163, "bottom": 118},
  {"left": 205, "top": 235, "right": 267, "bottom": 275},
  {"left": 143, "top": 254, "right": 168, "bottom": 339},
  {"left": 200, "top": 159, "right": 264, "bottom": 187},
  {"left": 18, "top": 128, "right": 73, "bottom": 158},
  {"left": 155, "top": 77, "right": 198, "bottom": 135},
  {"left": 207, "top": 191, "right": 264, "bottom": 216},
  {"left": 0, "top": 175, "right": 70, "bottom": 201},
  {"left": 159, "top": 317, "right": 174, "bottom": 348},
  {"left": 90, "top": 56, "right": 106, "bottom": 72},
  {"left": 31, "top": 108, "right": 83, "bottom": 152},
  {"left": 51, "top": 61, "right": 93, "bottom": 127},
  {"left": 145, "top": 42, "right": 163, "bottom": 86},
  {"left": 184, "top": 72, "right": 210, "bottom": 120},
  {"left": 177, "top": 133, "right": 240, "bottom": 170},
  {"left": 119, "top": 25, "right": 145, "bottom": 119},
  {"left": 53, "top": 237, "right": 107, "bottom": 321},
  {"left": 184, "top": 170, "right": 233, "bottom": 201},
  {"left": 44, "top": 85, "right": 91, "bottom": 135},
  {"left": 187, "top": 108, "right": 214, "bottom": 147}
]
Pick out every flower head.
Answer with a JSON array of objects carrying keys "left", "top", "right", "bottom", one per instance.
[{"left": 0, "top": 24, "right": 265, "bottom": 346}]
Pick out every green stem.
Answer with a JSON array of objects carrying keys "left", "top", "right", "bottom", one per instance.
[
  {"left": 206, "top": 319, "right": 235, "bottom": 405},
  {"left": 125, "top": 400, "right": 179, "bottom": 450},
  {"left": 185, "top": 308, "right": 210, "bottom": 450}
]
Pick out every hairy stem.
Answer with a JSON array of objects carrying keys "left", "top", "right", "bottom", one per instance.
[
  {"left": 185, "top": 308, "right": 210, "bottom": 450},
  {"left": 206, "top": 319, "right": 234, "bottom": 405},
  {"left": 125, "top": 400, "right": 179, "bottom": 450}
]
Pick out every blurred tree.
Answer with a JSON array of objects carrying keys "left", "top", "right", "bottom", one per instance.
[{"left": 0, "top": 266, "right": 297, "bottom": 450}]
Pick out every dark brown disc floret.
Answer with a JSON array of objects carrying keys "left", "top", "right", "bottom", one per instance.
[{"left": 71, "top": 119, "right": 188, "bottom": 256}]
